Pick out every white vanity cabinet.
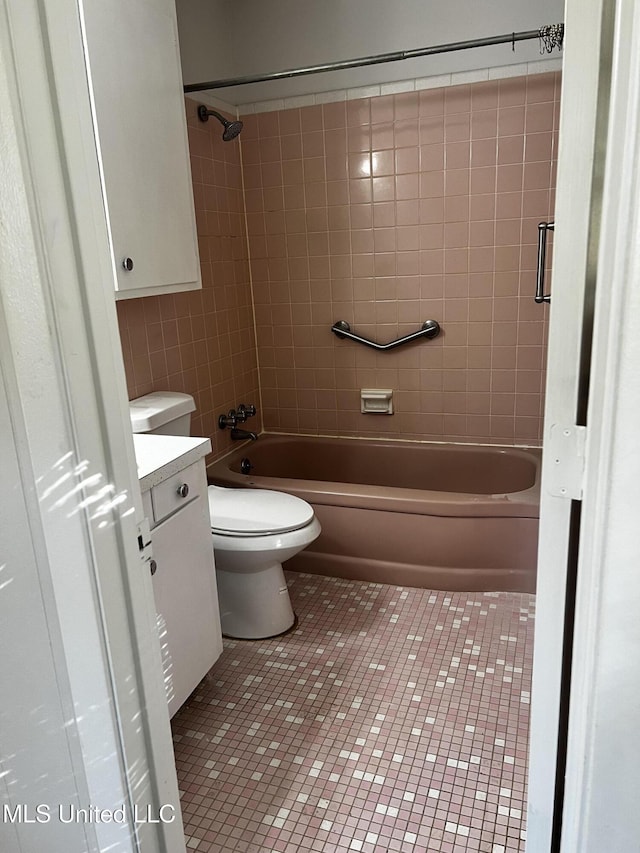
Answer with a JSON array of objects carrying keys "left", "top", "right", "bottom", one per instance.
[
  {"left": 82, "top": 0, "right": 201, "bottom": 299},
  {"left": 135, "top": 436, "right": 222, "bottom": 717}
]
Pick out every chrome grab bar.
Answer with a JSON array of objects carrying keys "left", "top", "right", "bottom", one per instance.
[
  {"left": 331, "top": 319, "right": 440, "bottom": 351},
  {"left": 535, "top": 221, "right": 554, "bottom": 303}
]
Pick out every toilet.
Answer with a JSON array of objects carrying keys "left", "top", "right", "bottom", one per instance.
[
  {"left": 130, "top": 391, "right": 321, "bottom": 640},
  {"left": 208, "top": 485, "right": 320, "bottom": 639}
]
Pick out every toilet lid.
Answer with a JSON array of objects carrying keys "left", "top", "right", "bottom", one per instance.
[{"left": 207, "top": 485, "right": 315, "bottom": 535}]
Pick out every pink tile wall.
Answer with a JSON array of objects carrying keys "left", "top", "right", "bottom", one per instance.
[
  {"left": 117, "top": 99, "right": 261, "bottom": 460},
  {"left": 241, "top": 73, "right": 560, "bottom": 445}
]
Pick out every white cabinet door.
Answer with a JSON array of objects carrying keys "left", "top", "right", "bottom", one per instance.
[
  {"left": 82, "top": 0, "right": 201, "bottom": 298},
  {"left": 150, "top": 494, "right": 222, "bottom": 717}
]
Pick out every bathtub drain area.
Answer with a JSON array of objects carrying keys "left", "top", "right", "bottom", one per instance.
[{"left": 172, "top": 573, "right": 534, "bottom": 852}]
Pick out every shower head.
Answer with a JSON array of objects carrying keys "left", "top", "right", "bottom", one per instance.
[{"left": 197, "top": 105, "right": 243, "bottom": 141}]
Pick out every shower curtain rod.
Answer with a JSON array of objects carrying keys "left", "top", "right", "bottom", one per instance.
[{"left": 183, "top": 24, "right": 564, "bottom": 94}]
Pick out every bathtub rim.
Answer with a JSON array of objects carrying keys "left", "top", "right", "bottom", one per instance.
[{"left": 207, "top": 433, "right": 541, "bottom": 520}]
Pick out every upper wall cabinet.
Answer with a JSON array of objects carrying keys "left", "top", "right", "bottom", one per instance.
[{"left": 82, "top": 0, "right": 201, "bottom": 299}]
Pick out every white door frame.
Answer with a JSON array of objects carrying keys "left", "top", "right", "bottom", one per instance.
[
  {"left": 0, "top": 1, "right": 184, "bottom": 850},
  {"left": 560, "top": 0, "right": 640, "bottom": 848},
  {"left": 527, "top": 0, "right": 613, "bottom": 845},
  {"left": 529, "top": 0, "right": 640, "bottom": 849}
]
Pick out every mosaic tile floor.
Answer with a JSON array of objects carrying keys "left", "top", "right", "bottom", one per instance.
[{"left": 172, "top": 573, "right": 535, "bottom": 853}]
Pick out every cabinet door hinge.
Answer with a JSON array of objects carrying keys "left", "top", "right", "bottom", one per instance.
[
  {"left": 137, "top": 518, "right": 154, "bottom": 563},
  {"left": 547, "top": 423, "right": 587, "bottom": 500}
]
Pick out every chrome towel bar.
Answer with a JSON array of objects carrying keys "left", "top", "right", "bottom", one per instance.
[
  {"left": 535, "top": 221, "right": 554, "bottom": 303},
  {"left": 331, "top": 320, "right": 440, "bottom": 351}
]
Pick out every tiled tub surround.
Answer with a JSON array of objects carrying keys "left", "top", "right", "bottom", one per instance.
[
  {"left": 242, "top": 73, "right": 560, "bottom": 445},
  {"left": 117, "top": 99, "right": 261, "bottom": 461},
  {"left": 208, "top": 435, "right": 540, "bottom": 593},
  {"left": 173, "top": 572, "right": 534, "bottom": 852},
  {"left": 117, "top": 73, "right": 559, "bottom": 454}
]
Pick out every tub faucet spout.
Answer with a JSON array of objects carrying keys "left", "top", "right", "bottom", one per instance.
[{"left": 230, "top": 427, "right": 258, "bottom": 441}]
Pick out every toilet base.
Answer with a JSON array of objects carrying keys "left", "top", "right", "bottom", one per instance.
[
  {"left": 223, "top": 613, "right": 299, "bottom": 642},
  {"left": 215, "top": 559, "right": 296, "bottom": 640}
]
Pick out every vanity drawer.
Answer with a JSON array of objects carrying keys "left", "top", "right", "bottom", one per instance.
[{"left": 151, "top": 461, "right": 200, "bottom": 524}]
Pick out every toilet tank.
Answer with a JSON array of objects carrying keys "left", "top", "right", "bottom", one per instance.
[{"left": 129, "top": 391, "right": 196, "bottom": 436}]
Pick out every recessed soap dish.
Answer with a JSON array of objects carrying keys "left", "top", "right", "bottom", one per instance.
[{"left": 360, "top": 389, "right": 393, "bottom": 414}]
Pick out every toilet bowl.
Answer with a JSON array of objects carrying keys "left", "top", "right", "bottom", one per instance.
[{"left": 208, "top": 485, "right": 321, "bottom": 640}]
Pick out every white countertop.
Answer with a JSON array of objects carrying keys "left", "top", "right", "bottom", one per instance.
[{"left": 133, "top": 433, "right": 211, "bottom": 491}]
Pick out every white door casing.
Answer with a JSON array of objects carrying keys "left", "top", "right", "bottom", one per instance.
[
  {"left": 559, "top": 0, "right": 640, "bottom": 849},
  {"left": 527, "top": 0, "right": 615, "bottom": 849},
  {"left": 0, "top": 0, "right": 186, "bottom": 850}
]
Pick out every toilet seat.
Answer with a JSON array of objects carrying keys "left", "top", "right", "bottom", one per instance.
[{"left": 207, "top": 485, "right": 315, "bottom": 537}]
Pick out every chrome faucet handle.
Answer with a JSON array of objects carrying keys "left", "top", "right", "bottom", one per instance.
[
  {"left": 236, "top": 404, "right": 256, "bottom": 422},
  {"left": 218, "top": 409, "right": 237, "bottom": 430}
]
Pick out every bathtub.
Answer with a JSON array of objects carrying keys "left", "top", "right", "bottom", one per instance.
[{"left": 207, "top": 435, "right": 540, "bottom": 594}]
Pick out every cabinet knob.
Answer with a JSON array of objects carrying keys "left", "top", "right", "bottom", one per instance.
[
  {"left": 122, "top": 257, "right": 134, "bottom": 271},
  {"left": 149, "top": 559, "right": 157, "bottom": 576},
  {"left": 176, "top": 483, "right": 189, "bottom": 498}
]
